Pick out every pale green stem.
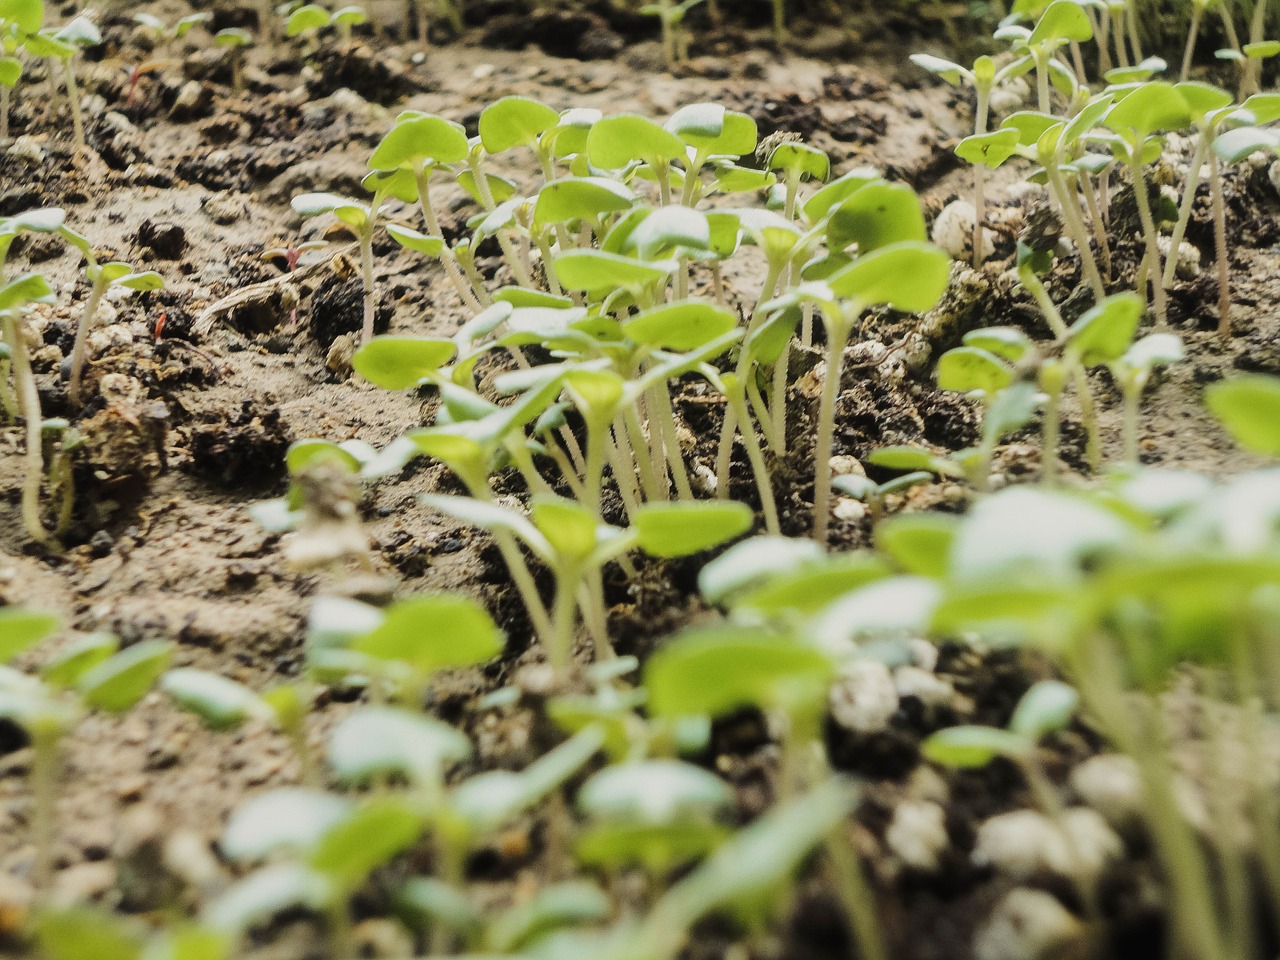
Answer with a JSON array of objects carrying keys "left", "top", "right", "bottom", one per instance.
[
  {"left": 728, "top": 385, "right": 780, "bottom": 534},
  {"left": 5, "top": 316, "right": 50, "bottom": 544},
  {"left": 549, "top": 564, "right": 580, "bottom": 676},
  {"left": 1047, "top": 163, "right": 1106, "bottom": 301},
  {"left": 824, "top": 826, "right": 887, "bottom": 960},
  {"left": 1130, "top": 158, "right": 1170, "bottom": 326},
  {"left": 813, "top": 311, "right": 852, "bottom": 543},
  {"left": 1212, "top": 154, "right": 1231, "bottom": 338},
  {"left": 68, "top": 276, "right": 107, "bottom": 407},
  {"left": 1042, "top": 385, "right": 1061, "bottom": 485},
  {"left": 415, "top": 169, "right": 482, "bottom": 311},
  {"left": 770, "top": 342, "right": 789, "bottom": 456},
  {"left": 1164, "top": 133, "right": 1209, "bottom": 288},
  {"left": 63, "top": 58, "right": 85, "bottom": 150},
  {"left": 650, "top": 384, "right": 693, "bottom": 500},
  {"left": 358, "top": 228, "right": 377, "bottom": 343},
  {"left": 1181, "top": 6, "right": 1203, "bottom": 81}
]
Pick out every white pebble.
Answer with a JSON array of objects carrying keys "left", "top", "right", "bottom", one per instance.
[
  {"left": 886, "top": 800, "right": 949, "bottom": 872},
  {"left": 974, "top": 888, "right": 1083, "bottom": 960},
  {"left": 829, "top": 660, "right": 899, "bottom": 735}
]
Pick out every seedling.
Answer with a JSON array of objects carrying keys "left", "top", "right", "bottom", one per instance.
[
  {"left": 286, "top": 4, "right": 368, "bottom": 48},
  {"left": 424, "top": 492, "right": 752, "bottom": 674},
  {"left": 1206, "top": 373, "right": 1280, "bottom": 455},
  {"left": 58, "top": 227, "right": 164, "bottom": 406},
  {"left": 0, "top": 613, "right": 170, "bottom": 897},
  {"left": 1100, "top": 81, "right": 1192, "bottom": 326},
  {"left": 1107, "top": 332, "right": 1184, "bottom": 464},
  {"left": 641, "top": 0, "right": 705, "bottom": 68},
  {"left": 213, "top": 28, "right": 253, "bottom": 93},
  {"left": 128, "top": 12, "right": 208, "bottom": 105},
  {"left": 0, "top": 0, "right": 40, "bottom": 141},
  {"left": 23, "top": 13, "right": 99, "bottom": 150},
  {"left": 2, "top": 207, "right": 64, "bottom": 544}
]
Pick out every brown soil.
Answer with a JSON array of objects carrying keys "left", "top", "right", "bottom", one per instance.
[{"left": 0, "top": 3, "right": 1276, "bottom": 959}]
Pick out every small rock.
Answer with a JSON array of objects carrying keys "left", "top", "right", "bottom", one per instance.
[
  {"left": 353, "top": 917, "right": 415, "bottom": 957},
  {"left": 162, "top": 830, "right": 223, "bottom": 896},
  {"left": 1069, "top": 753, "right": 1142, "bottom": 831},
  {"left": 829, "top": 455, "right": 865, "bottom": 477},
  {"left": 973, "top": 807, "right": 1122, "bottom": 884},
  {"left": 974, "top": 888, "right": 1083, "bottom": 960},
  {"left": 203, "top": 193, "right": 250, "bottom": 226},
  {"left": 138, "top": 220, "right": 186, "bottom": 260},
  {"left": 829, "top": 660, "right": 898, "bottom": 735},
  {"left": 894, "top": 666, "right": 955, "bottom": 711},
  {"left": 326, "top": 334, "right": 356, "bottom": 376},
  {"left": 932, "top": 199, "right": 994, "bottom": 262},
  {"left": 7, "top": 136, "right": 45, "bottom": 164},
  {"left": 885, "top": 800, "right": 949, "bottom": 872},
  {"left": 170, "top": 80, "right": 210, "bottom": 120},
  {"left": 833, "top": 498, "right": 867, "bottom": 523}
]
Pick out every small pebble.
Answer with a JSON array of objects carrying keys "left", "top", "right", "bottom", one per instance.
[
  {"left": 829, "top": 660, "right": 898, "bottom": 735},
  {"left": 974, "top": 888, "right": 1083, "bottom": 960},
  {"left": 885, "top": 800, "right": 949, "bottom": 872}
]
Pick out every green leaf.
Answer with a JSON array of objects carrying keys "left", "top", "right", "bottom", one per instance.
[
  {"left": 803, "top": 167, "right": 881, "bottom": 223},
  {"left": 162, "top": 669, "right": 267, "bottom": 731},
  {"left": 40, "top": 632, "right": 116, "bottom": 687},
  {"left": 1067, "top": 291, "right": 1143, "bottom": 365},
  {"left": 353, "top": 593, "right": 503, "bottom": 675},
  {"left": 628, "top": 206, "right": 711, "bottom": 260},
  {"left": 1206, "top": 375, "right": 1280, "bottom": 454},
  {"left": 0, "top": 0, "right": 44, "bottom": 34},
  {"left": 623, "top": 299, "right": 738, "bottom": 350},
  {"left": 0, "top": 272, "right": 54, "bottom": 312},
  {"left": 387, "top": 223, "right": 447, "bottom": 257},
  {"left": 77, "top": 640, "right": 172, "bottom": 713},
  {"left": 1105, "top": 81, "right": 1191, "bottom": 141},
  {"left": 1212, "top": 126, "right": 1280, "bottom": 163},
  {"left": 0, "top": 56, "right": 21, "bottom": 89},
  {"left": 1029, "top": 0, "right": 1092, "bottom": 45},
  {"left": 286, "top": 4, "right": 331, "bottom": 36},
  {"left": 634, "top": 501, "right": 753, "bottom": 558},
  {"left": 222, "top": 788, "right": 351, "bottom": 861},
  {"left": 212, "top": 27, "right": 251, "bottom": 47},
  {"left": 826, "top": 241, "right": 951, "bottom": 312},
  {"left": 875, "top": 514, "right": 957, "bottom": 577},
  {"left": 53, "top": 15, "right": 100, "bottom": 47},
  {"left": 35, "top": 907, "right": 144, "bottom": 960},
  {"left": 962, "top": 326, "right": 1033, "bottom": 362},
  {"left": 328, "top": 706, "right": 472, "bottom": 785},
  {"left": 480, "top": 96, "right": 560, "bottom": 154},
  {"left": 531, "top": 496, "right": 604, "bottom": 561},
  {"left": 809, "top": 576, "right": 941, "bottom": 650},
  {"left": 0, "top": 608, "right": 59, "bottom": 662},
  {"left": 732, "top": 554, "right": 891, "bottom": 616},
  {"left": 955, "top": 128, "right": 1021, "bottom": 168},
  {"left": 921, "top": 726, "right": 1028, "bottom": 768},
  {"left": 1245, "top": 39, "right": 1280, "bottom": 58},
  {"left": 286, "top": 438, "right": 361, "bottom": 474},
  {"left": 203, "top": 864, "right": 333, "bottom": 934},
  {"left": 868, "top": 444, "right": 960, "bottom": 477},
  {"left": 1175, "top": 81, "right": 1234, "bottom": 123},
  {"left": 827, "top": 181, "right": 927, "bottom": 253},
  {"left": 534, "top": 177, "right": 635, "bottom": 228},
  {"left": 644, "top": 627, "right": 833, "bottom": 719},
  {"left": 115, "top": 271, "right": 164, "bottom": 292},
  {"left": 352, "top": 336, "right": 455, "bottom": 389},
  {"left": 697, "top": 536, "right": 826, "bottom": 606},
  {"left": 487, "top": 882, "right": 611, "bottom": 952},
  {"left": 369, "top": 113, "right": 469, "bottom": 171},
  {"left": 332, "top": 6, "right": 368, "bottom": 26},
  {"left": 666, "top": 104, "right": 757, "bottom": 156},
  {"left": 937, "top": 346, "right": 1012, "bottom": 395},
  {"left": 586, "top": 114, "right": 685, "bottom": 168},
  {"left": 767, "top": 142, "right": 830, "bottom": 181},
  {"left": 553, "top": 249, "right": 674, "bottom": 293},
  {"left": 1008, "top": 679, "right": 1078, "bottom": 740},
  {"left": 310, "top": 798, "right": 423, "bottom": 889},
  {"left": 909, "top": 53, "right": 969, "bottom": 85}
]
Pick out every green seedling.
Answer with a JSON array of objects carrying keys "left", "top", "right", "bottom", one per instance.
[
  {"left": 213, "top": 28, "right": 253, "bottom": 92},
  {"left": 645, "top": 625, "right": 833, "bottom": 798},
  {"left": 213, "top": 788, "right": 425, "bottom": 956},
  {"left": 913, "top": 52, "right": 1032, "bottom": 266},
  {"left": 576, "top": 759, "right": 733, "bottom": 877},
  {"left": 0, "top": 243, "right": 57, "bottom": 542},
  {"left": 0, "top": 0, "right": 42, "bottom": 141},
  {"left": 1160, "top": 85, "right": 1241, "bottom": 331},
  {"left": 23, "top": 13, "right": 99, "bottom": 150},
  {"left": 293, "top": 185, "right": 396, "bottom": 343},
  {"left": 999, "top": 2, "right": 1093, "bottom": 112},
  {"left": 0, "top": 613, "right": 170, "bottom": 897},
  {"left": 1207, "top": 93, "right": 1280, "bottom": 334},
  {"left": 40, "top": 417, "right": 80, "bottom": 537},
  {"left": 1101, "top": 81, "right": 1192, "bottom": 326},
  {"left": 1107, "top": 332, "right": 1184, "bottom": 465},
  {"left": 767, "top": 228, "right": 951, "bottom": 543},
  {"left": 286, "top": 4, "right": 368, "bottom": 47},
  {"left": 411, "top": 0, "right": 463, "bottom": 39},
  {"left": 58, "top": 227, "right": 164, "bottom": 406},
  {"left": 625, "top": 779, "right": 881, "bottom": 960},
  {"left": 425, "top": 492, "right": 752, "bottom": 674},
  {"left": 128, "top": 12, "right": 209, "bottom": 106},
  {"left": 369, "top": 111, "right": 477, "bottom": 308},
  {"left": 641, "top": 0, "right": 704, "bottom": 68}
]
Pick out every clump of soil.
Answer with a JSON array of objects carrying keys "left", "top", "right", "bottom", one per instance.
[{"left": 183, "top": 400, "right": 292, "bottom": 489}]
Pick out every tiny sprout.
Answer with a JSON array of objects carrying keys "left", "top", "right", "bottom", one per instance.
[
  {"left": 23, "top": 14, "right": 99, "bottom": 149},
  {"left": 213, "top": 28, "right": 253, "bottom": 92},
  {"left": 576, "top": 759, "right": 733, "bottom": 873},
  {"left": 1108, "top": 333, "right": 1184, "bottom": 465}
]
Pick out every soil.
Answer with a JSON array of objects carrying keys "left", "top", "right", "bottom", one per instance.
[{"left": 0, "top": 3, "right": 1277, "bottom": 959}]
